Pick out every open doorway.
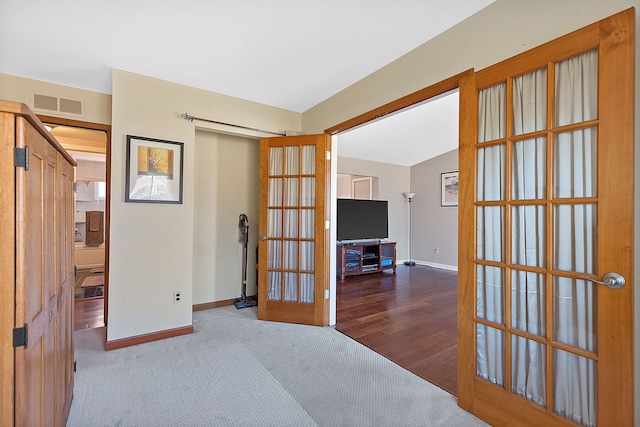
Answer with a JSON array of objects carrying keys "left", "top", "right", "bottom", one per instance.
[
  {"left": 39, "top": 115, "right": 111, "bottom": 331},
  {"left": 331, "top": 85, "right": 460, "bottom": 394}
]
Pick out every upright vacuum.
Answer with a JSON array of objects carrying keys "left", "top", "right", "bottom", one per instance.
[{"left": 234, "top": 214, "right": 257, "bottom": 309}]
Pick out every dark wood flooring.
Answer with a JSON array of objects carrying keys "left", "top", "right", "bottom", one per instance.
[
  {"left": 74, "top": 297, "right": 105, "bottom": 331},
  {"left": 74, "top": 268, "right": 105, "bottom": 331},
  {"left": 335, "top": 264, "right": 458, "bottom": 395}
]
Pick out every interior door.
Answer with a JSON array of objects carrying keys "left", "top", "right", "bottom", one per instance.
[
  {"left": 458, "top": 9, "right": 633, "bottom": 427},
  {"left": 14, "top": 117, "right": 56, "bottom": 426},
  {"left": 258, "top": 134, "right": 329, "bottom": 326}
]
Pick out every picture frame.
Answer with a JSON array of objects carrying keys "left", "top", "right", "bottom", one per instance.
[
  {"left": 125, "top": 135, "right": 184, "bottom": 204},
  {"left": 441, "top": 171, "right": 458, "bottom": 207}
]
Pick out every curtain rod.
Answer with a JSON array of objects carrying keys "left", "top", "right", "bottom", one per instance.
[{"left": 181, "top": 112, "right": 286, "bottom": 136}]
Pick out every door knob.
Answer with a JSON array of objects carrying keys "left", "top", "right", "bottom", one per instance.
[
  {"left": 259, "top": 236, "right": 267, "bottom": 241},
  {"left": 579, "top": 272, "right": 625, "bottom": 289}
]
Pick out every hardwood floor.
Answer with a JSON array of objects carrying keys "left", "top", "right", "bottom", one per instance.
[
  {"left": 74, "top": 297, "right": 105, "bottom": 331},
  {"left": 335, "top": 264, "right": 458, "bottom": 395},
  {"left": 74, "top": 267, "right": 105, "bottom": 331}
]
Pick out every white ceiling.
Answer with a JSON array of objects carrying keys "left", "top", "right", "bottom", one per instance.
[
  {"left": 337, "top": 89, "right": 459, "bottom": 167},
  {"left": 1, "top": 1, "right": 491, "bottom": 165}
]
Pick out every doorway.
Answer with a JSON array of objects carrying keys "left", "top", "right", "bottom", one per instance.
[
  {"left": 330, "top": 80, "right": 463, "bottom": 394},
  {"left": 39, "top": 115, "right": 112, "bottom": 331}
]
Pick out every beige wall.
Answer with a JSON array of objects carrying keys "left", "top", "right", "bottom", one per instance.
[
  {"left": 0, "top": 71, "right": 300, "bottom": 343},
  {"left": 302, "top": 0, "right": 635, "bottom": 133},
  {"left": 192, "top": 130, "right": 260, "bottom": 304},
  {"left": 410, "top": 149, "right": 458, "bottom": 269},
  {"left": 109, "top": 69, "right": 300, "bottom": 342},
  {"left": 0, "top": 73, "right": 112, "bottom": 124}
]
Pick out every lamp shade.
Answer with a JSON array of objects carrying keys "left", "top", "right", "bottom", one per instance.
[{"left": 403, "top": 192, "right": 415, "bottom": 200}]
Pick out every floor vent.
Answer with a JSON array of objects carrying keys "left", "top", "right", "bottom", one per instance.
[{"left": 33, "top": 93, "right": 84, "bottom": 117}]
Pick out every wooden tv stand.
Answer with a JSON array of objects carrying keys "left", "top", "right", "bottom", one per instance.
[{"left": 337, "top": 241, "right": 396, "bottom": 280}]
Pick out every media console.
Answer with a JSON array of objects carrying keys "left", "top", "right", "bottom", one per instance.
[{"left": 337, "top": 241, "right": 396, "bottom": 280}]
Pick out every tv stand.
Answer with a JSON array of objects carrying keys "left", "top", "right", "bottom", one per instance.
[{"left": 337, "top": 241, "right": 396, "bottom": 280}]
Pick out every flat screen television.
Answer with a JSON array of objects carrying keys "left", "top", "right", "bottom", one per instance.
[{"left": 337, "top": 198, "right": 388, "bottom": 242}]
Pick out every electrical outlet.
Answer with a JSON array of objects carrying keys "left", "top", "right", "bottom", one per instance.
[{"left": 173, "top": 291, "right": 181, "bottom": 304}]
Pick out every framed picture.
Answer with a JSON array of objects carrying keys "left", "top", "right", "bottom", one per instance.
[
  {"left": 441, "top": 171, "right": 458, "bottom": 207},
  {"left": 125, "top": 135, "right": 184, "bottom": 204}
]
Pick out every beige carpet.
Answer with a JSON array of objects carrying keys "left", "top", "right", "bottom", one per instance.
[{"left": 67, "top": 306, "right": 489, "bottom": 427}]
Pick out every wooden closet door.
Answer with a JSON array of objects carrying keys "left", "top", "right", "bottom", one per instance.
[
  {"left": 55, "top": 152, "right": 75, "bottom": 424},
  {"left": 14, "top": 117, "right": 72, "bottom": 427}
]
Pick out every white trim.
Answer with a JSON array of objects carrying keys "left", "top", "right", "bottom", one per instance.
[{"left": 398, "top": 259, "right": 458, "bottom": 272}]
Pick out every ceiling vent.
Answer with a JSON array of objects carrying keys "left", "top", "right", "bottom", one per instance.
[{"left": 32, "top": 93, "right": 84, "bottom": 117}]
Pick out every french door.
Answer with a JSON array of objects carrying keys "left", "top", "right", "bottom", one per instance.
[
  {"left": 257, "top": 134, "right": 330, "bottom": 326},
  {"left": 458, "top": 9, "right": 634, "bottom": 427}
]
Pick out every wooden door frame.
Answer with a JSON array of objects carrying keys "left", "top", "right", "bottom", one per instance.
[
  {"left": 325, "top": 71, "right": 470, "bottom": 136},
  {"left": 324, "top": 72, "right": 470, "bottom": 324},
  {"left": 36, "top": 115, "right": 112, "bottom": 330}
]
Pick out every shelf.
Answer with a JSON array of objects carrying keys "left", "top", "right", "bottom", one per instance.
[{"left": 337, "top": 242, "right": 396, "bottom": 280}]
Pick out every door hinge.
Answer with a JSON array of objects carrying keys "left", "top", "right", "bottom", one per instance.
[
  {"left": 325, "top": 150, "right": 331, "bottom": 160},
  {"left": 13, "top": 324, "right": 28, "bottom": 348},
  {"left": 74, "top": 361, "right": 77, "bottom": 372},
  {"left": 14, "top": 146, "right": 29, "bottom": 170}
]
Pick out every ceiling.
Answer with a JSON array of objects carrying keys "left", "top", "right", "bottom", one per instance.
[
  {"left": 337, "top": 89, "right": 459, "bottom": 167},
  {"left": 1, "top": 1, "right": 492, "bottom": 165}
]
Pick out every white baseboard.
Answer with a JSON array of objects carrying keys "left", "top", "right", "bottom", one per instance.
[{"left": 398, "top": 259, "right": 458, "bottom": 272}]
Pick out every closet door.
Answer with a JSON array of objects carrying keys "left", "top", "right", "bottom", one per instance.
[
  {"left": 457, "top": 9, "right": 633, "bottom": 426},
  {"left": 258, "top": 134, "right": 329, "bottom": 326},
  {"left": 14, "top": 117, "right": 74, "bottom": 426}
]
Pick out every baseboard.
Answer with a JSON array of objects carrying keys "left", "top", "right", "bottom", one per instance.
[
  {"left": 105, "top": 325, "right": 193, "bottom": 351},
  {"left": 193, "top": 295, "right": 257, "bottom": 312},
  {"left": 399, "top": 259, "right": 458, "bottom": 272}
]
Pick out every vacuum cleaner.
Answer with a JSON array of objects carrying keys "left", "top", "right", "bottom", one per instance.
[{"left": 234, "top": 214, "right": 257, "bottom": 309}]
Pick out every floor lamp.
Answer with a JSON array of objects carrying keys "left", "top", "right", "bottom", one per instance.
[{"left": 403, "top": 192, "right": 415, "bottom": 266}]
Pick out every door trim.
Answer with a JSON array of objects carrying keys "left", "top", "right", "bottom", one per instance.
[
  {"left": 36, "top": 115, "right": 112, "bottom": 330},
  {"left": 325, "top": 70, "right": 471, "bottom": 136}
]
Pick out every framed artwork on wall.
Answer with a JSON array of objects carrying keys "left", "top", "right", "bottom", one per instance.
[
  {"left": 441, "top": 171, "right": 458, "bottom": 207},
  {"left": 125, "top": 135, "right": 184, "bottom": 204}
]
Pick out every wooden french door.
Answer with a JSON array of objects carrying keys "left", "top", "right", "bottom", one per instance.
[
  {"left": 458, "top": 9, "right": 634, "bottom": 427},
  {"left": 257, "top": 134, "right": 330, "bottom": 326}
]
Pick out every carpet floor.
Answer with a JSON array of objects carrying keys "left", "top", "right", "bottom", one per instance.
[{"left": 67, "top": 306, "right": 489, "bottom": 427}]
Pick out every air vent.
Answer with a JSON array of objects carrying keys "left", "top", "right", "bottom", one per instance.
[
  {"left": 59, "top": 98, "right": 82, "bottom": 115},
  {"left": 34, "top": 94, "right": 58, "bottom": 111},
  {"left": 32, "top": 92, "right": 84, "bottom": 117}
]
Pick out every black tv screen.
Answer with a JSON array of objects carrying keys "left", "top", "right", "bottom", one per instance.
[{"left": 337, "top": 199, "right": 388, "bottom": 241}]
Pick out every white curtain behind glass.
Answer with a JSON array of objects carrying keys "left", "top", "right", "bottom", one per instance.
[
  {"left": 477, "top": 50, "right": 597, "bottom": 427},
  {"left": 510, "top": 67, "right": 547, "bottom": 407},
  {"left": 476, "top": 83, "right": 506, "bottom": 387},
  {"left": 553, "top": 50, "right": 597, "bottom": 427},
  {"left": 267, "top": 145, "right": 316, "bottom": 304}
]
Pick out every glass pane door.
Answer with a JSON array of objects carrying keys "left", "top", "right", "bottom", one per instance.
[
  {"left": 258, "top": 134, "right": 328, "bottom": 326},
  {"left": 474, "top": 50, "right": 599, "bottom": 426},
  {"left": 267, "top": 144, "right": 316, "bottom": 303}
]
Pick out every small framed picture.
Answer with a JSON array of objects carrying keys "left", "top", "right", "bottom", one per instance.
[
  {"left": 125, "top": 135, "right": 184, "bottom": 204},
  {"left": 441, "top": 171, "right": 458, "bottom": 207}
]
